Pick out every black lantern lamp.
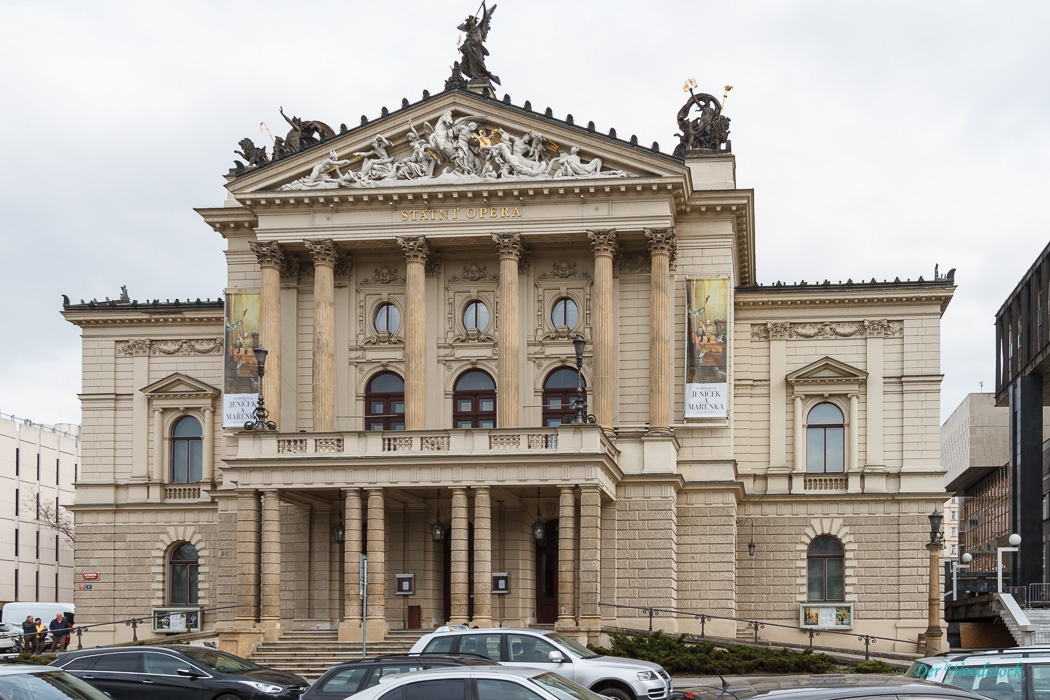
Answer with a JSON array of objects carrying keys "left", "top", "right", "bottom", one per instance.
[
  {"left": 531, "top": 488, "right": 546, "bottom": 544},
  {"left": 430, "top": 491, "right": 447, "bottom": 542},
  {"left": 563, "top": 335, "right": 596, "bottom": 425},
  {"left": 244, "top": 346, "right": 276, "bottom": 431},
  {"left": 738, "top": 518, "right": 756, "bottom": 556},
  {"left": 332, "top": 518, "right": 345, "bottom": 544},
  {"left": 928, "top": 507, "right": 945, "bottom": 545}
]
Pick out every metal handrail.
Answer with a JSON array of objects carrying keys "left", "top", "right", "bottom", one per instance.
[
  {"left": 598, "top": 601, "right": 924, "bottom": 661},
  {"left": 1, "top": 605, "right": 237, "bottom": 653}
]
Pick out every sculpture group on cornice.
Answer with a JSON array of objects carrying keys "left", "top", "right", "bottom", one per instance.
[{"left": 280, "top": 110, "right": 628, "bottom": 190}]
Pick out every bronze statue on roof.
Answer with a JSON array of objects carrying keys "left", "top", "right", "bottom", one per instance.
[{"left": 457, "top": 2, "right": 501, "bottom": 86}]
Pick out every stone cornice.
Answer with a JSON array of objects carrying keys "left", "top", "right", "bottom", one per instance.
[
  {"left": 194, "top": 207, "right": 258, "bottom": 237},
  {"left": 736, "top": 284, "right": 955, "bottom": 314},
  {"left": 63, "top": 306, "right": 224, "bottom": 328}
]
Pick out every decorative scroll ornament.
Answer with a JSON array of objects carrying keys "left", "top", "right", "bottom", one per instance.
[
  {"left": 116, "top": 339, "right": 151, "bottom": 356},
  {"left": 750, "top": 320, "right": 904, "bottom": 341},
  {"left": 362, "top": 266, "right": 405, "bottom": 285},
  {"left": 539, "top": 261, "right": 589, "bottom": 280},
  {"left": 673, "top": 84, "right": 732, "bottom": 157},
  {"left": 492, "top": 232, "right": 525, "bottom": 260},
  {"left": 305, "top": 239, "right": 339, "bottom": 267},
  {"left": 280, "top": 110, "right": 629, "bottom": 190},
  {"left": 449, "top": 264, "right": 495, "bottom": 282},
  {"left": 398, "top": 236, "right": 430, "bottom": 264},
  {"left": 587, "top": 229, "right": 618, "bottom": 258},
  {"left": 249, "top": 241, "right": 285, "bottom": 269},
  {"left": 117, "top": 338, "right": 223, "bottom": 356}
]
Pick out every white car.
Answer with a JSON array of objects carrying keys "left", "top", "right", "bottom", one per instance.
[
  {"left": 409, "top": 627, "right": 671, "bottom": 700},
  {"left": 905, "top": 647, "right": 1050, "bottom": 699},
  {"left": 0, "top": 664, "right": 113, "bottom": 700},
  {"left": 346, "top": 665, "right": 616, "bottom": 700}
]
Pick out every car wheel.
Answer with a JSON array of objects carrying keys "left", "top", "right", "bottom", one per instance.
[
  {"left": 212, "top": 694, "right": 243, "bottom": 700},
  {"left": 596, "top": 687, "right": 633, "bottom": 700}
]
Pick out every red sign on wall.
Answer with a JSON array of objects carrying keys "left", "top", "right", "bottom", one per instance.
[{"left": 82, "top": 572, "right": 100, "bottom": 581}]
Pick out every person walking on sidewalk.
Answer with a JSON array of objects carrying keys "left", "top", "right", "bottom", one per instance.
[{"left": 49, "top": 613, "right": 72, "bottom": 653}]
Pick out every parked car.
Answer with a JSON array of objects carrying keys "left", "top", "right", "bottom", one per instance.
[
  {"left": 408, "top": 626, "right": 671, "bottom": 700},
  {"left": 302, "top": 653, "right": 496, "bottom": 699},
  {"left": 0, "top": 622, "right": 24, "bottom": 653},
  {"left": 905, "top": 647, "right": 1050, "bottom": 699},
  {"left": 669, "top": 674, "right": 992, "bottom": 700},
  {"left": 51, "top": 644, "right": 309, "bottom": 699},
  {"left": 0, "top": 664, "right": 113, "bottom": 700},
  {"left": 346, "top": 665, "right": 619, "bottom": 700}
]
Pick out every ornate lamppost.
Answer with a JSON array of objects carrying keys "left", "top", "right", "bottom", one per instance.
[
  {"left": 244, "top": 346, "right": 277, "bottom": 431},
  {"left": 562, "top": 335, "right": 595, "bottom": 425},
  {"left": 925, "top": 507, "right": 946, "bottom": 654}
]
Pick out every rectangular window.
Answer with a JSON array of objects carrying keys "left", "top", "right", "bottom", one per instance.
[
  {"left": 952, "top": 511, "right": 957, "bottom": 521},
  {"left": 14, "top": 528, "right": 18, "bottom": 557},
  {"left": 15, "top": 447, "right": 19, "bottom": 476},
  {"left": 36, "top": 530, "right": 40, "bottom": 560},
  {"left": 56, "top": 458, "right": 60, "bottom": 485},
  {"left": 35, "top": 570, "right": 39, "bottom": 599},
  {"left": 55, "top": 572, "right": 59, "bottom": 602},
  {"left": 36, "top": 453, "right": 40, "bottom": 481},
  {"left": 74, "top": 463, "right": 78, "bottom": 482},
  {"left": 55, "top": 535, "right": 60, "bottom": 561},
  {"left": 14, "top": 488, "right": 18, "bottom": 516},
  {"left": 14, "top": 569, "right": 18, "bottom": 599}
]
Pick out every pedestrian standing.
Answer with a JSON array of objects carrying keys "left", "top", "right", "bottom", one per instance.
[
  {"left": 33, "top": 618, "right": 47, "bottom": 654},
  {"left": 20, "top": 615, "right": 35, "bottom": 654},
  {"left": 49, "top": 613, "right": 72, "bottom": 653}
]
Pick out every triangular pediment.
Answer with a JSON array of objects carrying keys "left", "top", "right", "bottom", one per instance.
[
  {"left": 227, "top": 88, "right": 687, "bottom": 195},
  {"left": 141, "top": 372, "right": 220, "bottom": 398},
  {"left": 786, "top": 357, "right": 867, "bottom": 387}
]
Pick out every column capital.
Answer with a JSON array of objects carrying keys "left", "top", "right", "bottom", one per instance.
[
  {"left": 250, "top": 241, "right": 286, "bottom": 269},
  {"left": 587, "top": 229, "right": 618, "bottom": 258},
  {"left": 492, "top": 232, "right": 526, "bottom": 260},
  {"left": 472, "top": 485, "right": 491, "bottom": 494},
  {"left": 645, "top": 227, "right": 676, "bottom": 258},
  {"left": 305, "top": 238, "right": 339, "bottom": 267},
  {"left": 398, "top": 235, "right": 430, "bottom": 264}
]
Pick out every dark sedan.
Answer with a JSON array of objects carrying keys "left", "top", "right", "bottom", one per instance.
[
  {"left": 670, "top": 673, "right": 993, "bottom": 700},
  {"left": 303, "top": 653, "right": 497, "bottom": 699},
  {"left": 51, "top": 644, "right": 309, "bottom": 699}
]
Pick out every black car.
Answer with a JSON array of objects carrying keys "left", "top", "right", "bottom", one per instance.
[
  {"left": 50, "top": 644, "right": 309, "bottom": 699},
  {"left": 302, "top": 653, "right": 497, "bottom": 699},
  {"left": 670, "top": 674, "right": 992, "bottom": 700}
]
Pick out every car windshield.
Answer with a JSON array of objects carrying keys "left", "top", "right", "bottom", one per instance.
[
  {"left": 543, "top": 633, "right": 600, "bottom": 660},
  {"left": 0, "top": 670, "right": 113, "bottom": 700},
  {"left": 175, "top": 647, "right": 260, "bottom": 672},
  {"left": 530, "top": 672, "right": 608, "bottom": 700},
  {"left": 904, "top": 662, "right": 934, "bottom": 679}
]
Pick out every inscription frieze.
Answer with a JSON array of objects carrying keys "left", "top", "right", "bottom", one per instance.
[{"left": 400, "top": 206, "right": 522, "bottom": 222}]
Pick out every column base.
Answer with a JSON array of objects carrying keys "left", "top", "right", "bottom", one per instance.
[
  {"left": 448, "top": 614, "right": 470, "bottom": 626},
  {"left": 577, "top": 616, "right": 603, "bottom": 645},
  {"left": 924, "top": 626, "right": 944, "bottom": 655},
  {"left": 790, "top": 473, "right": 805, "bottom": 493},
  {"left": 555, "top": 616, "right": 577, "bottom": 630},
  {"left": 365, "top": 616, "right": 390, "bottom": 642},
  {"left": 766, "top": 467, "right": 790, "bottom": 494},
  {"left": 338, "top": 618, "right": 364, "bottom": 642},
  {"left": 258, "top": 617, "right": 285, "bottom": 643},
  {"left": 218, "top": 625, "right": 265, "bottom": 658},
  {"left": 469, "top": 615, "right": 494, "bottom": 628}
]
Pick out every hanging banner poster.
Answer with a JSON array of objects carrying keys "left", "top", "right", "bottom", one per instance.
[
  {"left": 223, "top": 292, "right": 262, "bottom": 427},
  {"left": 685, "top": 278, "right": 728, "bottom": 418}
]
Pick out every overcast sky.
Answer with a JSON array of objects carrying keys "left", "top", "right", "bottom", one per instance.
[{"left": 1, "top": 0, "right": 1047, "bottom": 427}]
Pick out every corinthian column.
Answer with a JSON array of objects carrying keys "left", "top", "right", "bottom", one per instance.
[
  {"left": 250, "top": 241, "right": 285, "bottom": 430},
  {"left": 306, "top": 239, "right": 338, "bottom": 432},
  {"left": 398, "top": 236, "right": 429, "bottom": 430},
  {"left": 493, "top": 233, "right": 525, "bottom": 427},
  {"left": 646, "top": 228, "right": 675, "bottom": 434},
  {"left": 588, "top": 230, "right": 617, "bottom": 429}
]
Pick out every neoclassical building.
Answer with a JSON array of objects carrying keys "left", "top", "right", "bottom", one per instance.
[{"left": 63, "top": 71, "right": 955, "bottom": 656}]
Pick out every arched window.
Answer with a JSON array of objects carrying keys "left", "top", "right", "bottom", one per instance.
[
  {"left": 453, "top": 370, "right": 496, "bottom": 429},
  {"left": 542, "top": 367, "right": 586, "bottom": 427},
  {"left": 551, "top": 297, "right": 579, "bottom": 329},
  {"left": 365, "top": 372, "right": 405, "bottom": 431},
  {"left": 807, "top": 536, "right": 845, "bottom": 601},
  {"left": 171, "top": 416, "right": 203, "bottom": 483},
  {"left": 169, "top": 542, "right": 199, "bottom": 605},
  {"left": 806, "top": 403, "right": 844, "bottom": 474},
  {"left": 463, "top": 300, "right": 490, "bottom": 332},
  {"left": 374, "top": 302, "right": 401, "bottom": 334}
]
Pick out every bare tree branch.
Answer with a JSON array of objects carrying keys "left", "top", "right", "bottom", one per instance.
[{"left": 22, "top": 488, "right": 75, "bottom": 544}]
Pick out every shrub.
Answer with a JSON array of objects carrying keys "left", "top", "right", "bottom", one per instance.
[
  {"left": 589, "top": 631, "right": 839, "bottom": 675},
  {"left": 853, "top": 660, "right": 898, "bottom": 674}
]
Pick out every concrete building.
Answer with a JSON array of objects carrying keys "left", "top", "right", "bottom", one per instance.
[
  {"left": 0, "top": 412, "right": 78, "bottom": 606},
  {"left": 62, "top": 75, "right": 956, "bottom": 656}
]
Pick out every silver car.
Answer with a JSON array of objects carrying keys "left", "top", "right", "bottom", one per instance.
[
  {"left": 0, "top": 664, "right": 113, "bottom": 700},
  {"left": 906, "top": 647, "right": 1050, "bottom": 699},
  {"left": 346, "top": 665, "right": 622, "bottom": 700},
  {"left": 409, "top": 626, "right": 671, "bottom": 700}
]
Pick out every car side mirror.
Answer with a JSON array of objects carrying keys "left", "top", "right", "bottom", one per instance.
[
  {"left": 548, "top": 651, "right": 566, "bottom": 663},
  {"left": 176, "top": 668, "right": 201, "bottom": 678}
]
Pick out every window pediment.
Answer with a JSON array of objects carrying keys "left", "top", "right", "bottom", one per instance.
[
  {"left": 786, "top": 357, "right": 866, "bottom": 394},
  {"left": 141, "top": 373, "right": 220, "bottom": 399}
]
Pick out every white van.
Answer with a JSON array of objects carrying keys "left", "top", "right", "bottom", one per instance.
[{"left": 0, "top": 602, "right": 75, "bottom": 626}]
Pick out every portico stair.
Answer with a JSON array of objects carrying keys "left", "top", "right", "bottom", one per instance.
[{"left": 249, "top": 629, "right": 426, "bottom": 680}]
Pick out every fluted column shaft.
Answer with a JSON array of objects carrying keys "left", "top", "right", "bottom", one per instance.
[
  {"left": 399, "top": 236, "right": 429, "bottom": 430},
  {"left": 646, "top": 228, "right": 675, "bottom": 433},
  {"left": 235, "top": 490, "right": 260, "bottom": 622},
  {"left": 260, "top": 489, "right": 281, "bottom": 622},
  {"left": 251, "top": 241, "right": 284, "bottom": 430},
  {"left": 578, "top": 487, "right": 602, "bottom": 625},
  {"left": 343, "top": 489, "right": 363, "bottom": 626},
  {"left": 306, "top": 239, "right": 337, "bottom": 431},
  {"left": 365, "top": 489, "right": 386, "bottom": 624},
  {"left": 472, "top": 486, "right": 493, "bottom": 626},
  {"left": 557, "top": 486, "right": 577, "bottom": 628},
  {"left": 449, "top": 487, "right": 470, "bottom": 623},
  {"left": 493, "top": 234, "right": 524, "bottom": 427},
  {"left": 588, "top": 230, "right": 617, "bottom": 429}
]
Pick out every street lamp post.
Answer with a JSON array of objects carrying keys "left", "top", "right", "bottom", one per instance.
[
  {"left": 244, "top": 346, "right": 277, "bottom": 431},
  {"left": 562, "top": 335, "right": 596, "bottom": 425},
  {"left": 951, "top": 552, "right": 972, "bottom": 602},
  {"left": 997, "top": 533, "right": 1022, "bottom": 594},
  {"left": 925, "top": 507, "right": 946, "bottom": 655}
]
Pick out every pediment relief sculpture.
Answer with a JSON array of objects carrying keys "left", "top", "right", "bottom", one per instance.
[{"left": 279, "top": 109, "right": 630, "bottom": 191}]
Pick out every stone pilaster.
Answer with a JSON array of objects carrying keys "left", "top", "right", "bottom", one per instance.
[
  {"left": 259, "top": 489, "right": 282, "bottom": 638},
  {"left": 471, "top": 486, "right": 493, "bottom": 627},
  {"left": 365, "top": 488, "right": 389, "bottom": 639},
  {"left": 578, "top": 486, "right": 602, "bottom": 634},
  {"left": 398, "top": 236, "right": 429, "bottom": 430},
  {"left": 235, "top": 490, "right": 260, "bottom": 623},
  {"left": 848, "top": 393, "right": 861, "bottom": 493},
  {"left": 250, "top": 241, "right": 285, "bottom": 429},
  {"left": 449, "top": 487, "right": 470, "bottom": 624},
  {"left": 306, "top": 239, "right": 338, "bottom": 432},
  {"left": 151, "top": 408, "right": 164, "bottom": 483},
  {"left": 646, "top": 227, "right": 675, "bottom": 434},
  {"left": 493, "top": 233, "right": 524, "bottom": 428},
  {"left": 588, "top": 229, "right": 617, "bottom": 429},
  {"left": 202, "top": 407, "right": 214, "bottom": 483},
  {"left": 792, "top": 394, "right": 805, "bottom": 492},
  {"left": 338, "top": 488, "right": 363, "bottom": 641},
  {"left": 557, "top": 486, "right": 577, "bottom": 628}
]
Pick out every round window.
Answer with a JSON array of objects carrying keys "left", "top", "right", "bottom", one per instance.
[
  {"left": 463, "top": 300, "right": 490, "bottom": 331},
  {"left": 375, "top": 302, "right": 401, "bottom": 334},
  {"left": 552, "top": 297, "right": 579, "bottom": 328}
]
